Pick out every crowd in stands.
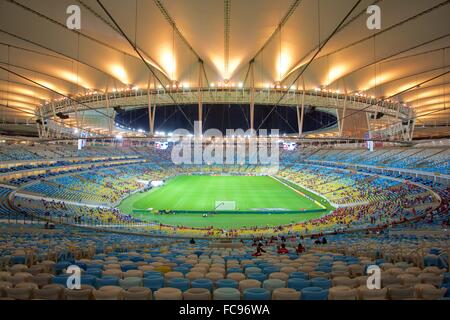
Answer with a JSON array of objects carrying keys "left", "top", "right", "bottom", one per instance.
[
  {"left": 306, "top": 147, "right": 449, "bottom": 175},
  {"left": 0, "top": 143, "right": 448, "bottom": 300},
  {"left": 0, "top": 143, "right": 447, "bottom": 239}
]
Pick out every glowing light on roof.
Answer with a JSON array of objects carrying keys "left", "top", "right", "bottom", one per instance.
[
  {"left": 326, "top": 65, "right": 347, "bottom": 85},
  {"left": 110, "top": 65, "right": 129, "bottom": 84},
  {"left": 161, "top": 51, "right": 176, "bottom": 80},
  {"left": 276, "top": 52, "right": 291, "bottom": 80}
]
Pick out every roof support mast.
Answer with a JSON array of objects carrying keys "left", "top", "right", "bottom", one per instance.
[
  {"left": 298, "top": 77, "right": 306, "bottom": 137},
  {"left": 198, "top": 60, "right": 203, "bottom": 136},
  {"left": 147, "top": 73, "right": 156, "bottom": 136},
  {"left": 249, "top": 60, "right": 255, "bottom": 134}
]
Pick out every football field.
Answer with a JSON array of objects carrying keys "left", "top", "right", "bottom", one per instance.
[{"left": 118, "top": 175, "right": 332, "bottom": 228}]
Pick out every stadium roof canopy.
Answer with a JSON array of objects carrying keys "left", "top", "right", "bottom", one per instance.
[{"left": 0, "top": 0, "right": 449, "bottom": 138}]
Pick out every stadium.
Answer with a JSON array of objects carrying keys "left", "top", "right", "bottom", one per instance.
[{"left": 0, "top": 0, "right": 449, "bottom": 306}]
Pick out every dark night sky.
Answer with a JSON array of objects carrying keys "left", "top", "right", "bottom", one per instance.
[{"left": 115, "top": 104, "right": 336, "bottom": 134}]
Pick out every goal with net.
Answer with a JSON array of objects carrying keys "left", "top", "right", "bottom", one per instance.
[{"left": 214, "top": 200, "right": 236, "bottom": 211}]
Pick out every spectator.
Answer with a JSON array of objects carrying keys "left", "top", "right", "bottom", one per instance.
[
  {"left": 252, "top": 243, "right": 266, "bottom": 257},
  {"left": 277, "top": 243, "right": 289, "bottom": 254},
  {"left": 296, "top": 243, "right": 305, "bottom": 254}
]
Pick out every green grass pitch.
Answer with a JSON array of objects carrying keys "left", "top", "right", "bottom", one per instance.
[{"left": 118, "top": 175, "right": 332, "bottom": 229}]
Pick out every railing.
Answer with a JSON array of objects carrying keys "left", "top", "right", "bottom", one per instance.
[{"left": 40, "top": 87, "right": 413, "bottom": 121}]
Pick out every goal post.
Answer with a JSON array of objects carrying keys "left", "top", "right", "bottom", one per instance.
[{"left": 214, "top": 200, "right": 236, "bottom": 211}]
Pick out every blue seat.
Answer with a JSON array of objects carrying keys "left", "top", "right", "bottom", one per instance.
[
  {"left": 216, "top": 279, "right": 238, "bottom": 289},
  {"left": 173, "top": 267, "right": 190, "bottom": 275},
  {"left": 167, "top": 278, "right": 190, "bottom": 292},
  {"left": 301, "top": 287, "right": 328, "bottom": 300},
  {"left": 375, "top": 259, "right": 385, "bottom": 265},
  {"left": 121, "top": 264, "right": 138, "bottom": 272},
  {"left": 80, "top": 275, "right": 96, "bottom": 286},
  {"left": 442, "top": 283, "right": 450, "bottom": 297},
  {"left": 243, "top": 288, "right": 271, "bottom": 300},
  {"left": 247, "top": 273, "right": 267, "bottom": 282},
  {"left": 87, "top": 263, "right": 103, "bottom": 270},
  {"left": 443, "top": 273, "right": 450, "bottom": 284},
  {"left": 144, "top": 271, "right": 163, "bottom": 278},
  {"left": 191, "top": 279, "right": 213, "bottom": 291},
  {"left": 130, "top": 256, "right": 144, "bottom": 262},
  {"left": 429, "top": 248, "right": 441, "bottom": 255},
  {"left": 10, "top": 256, "right": 26, "bottom": 265},
  {"left": 310, "top": 277, "right": 331, "bottom": 289},
  {"left": 54, "top": 261, "right": 72, "bottom": 274},
  {"left": 262, "top": 266, "right": 279, "bottom": 274},
  {"left": 95, "top": 276, "right": 119, "bottom": 288},
  {"left": 289, "top": 272, "right": 308, "bottom": 279},
  {"left": 287, "top": 278, "right": 310, "bottom": 291},
  {"left": 315, "top": 266, "right": 332, "bottom": 273},
  {"left": 74, "top": 262, "right": 87, "bottom": 270},
  {"left": 227, "top": 267, "right": 243, "bottom": 274},
  {"left": 85, "top": 268, "right": 102, "bottom": 278},
  {"left": 143, "top": 276, "right": 164, "bottom": 291},
  {"left": 424, "top": 255, "right": 439, "bottom": 267},
  {"left": 52, "top": 275, "right": 69, "bottom": 287}
]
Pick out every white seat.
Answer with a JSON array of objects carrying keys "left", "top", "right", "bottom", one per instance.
[
  {"left": 123, "top": 270, "right": 143, "bottom": 278},
  {"left": 239, "top": 279, "right": 261, "bottom": 291},
  {"left": 185, "top": 271, "right": 205, "bottom": 281},
  {"left": 0, "top": 281, "right": 13, "bottom": 297},
  {"left": 332, "top": 276, "right": 357, "bottom": 288},
  {"left": 123, "top": 287, "right": 152, "bottom": 300},
  {"left": 357, "top": 286, "right": 387, "bottom": 300},
  {"left": 119, "top": 277, "right": 142, "bottom": 289},
  {"left": 398, "top": 274, "right": 420, "bottom": 286},
  {"left": 213, "top": 287, "right": 241, "bottom": 300},
  {"left": 414, "top": 284, "right": 446, "bottom": 300},
  {"left": 387, "top": 285, "right": 415, "bottom": 300},
  {"left": 205, "top": 272, "right": 224, "bottom": 282},
  {"left": 65, "top": 287, "right": 93, "bottom": 300},
  {"left": 93, "top": 286, "right": 124, "bottom": 300},
  {"left": 268, "top": 272, "right": 289, "bottom": 282},
  {"left": 164, "top": 271, "right": 184, "bottom": 281},
  {"left": 102, "top": 269, "right": 123, "bottom": 278},
  {"left": 31, "top": 273, "right": 54, "bottom": 287},
  {"left": 5, "top": 284, "right": 35, "bottom": 300},
  {"left": 227, "top": 273, "right": 246, "bottom": 282},
  {"left": 328, "top": 286, "right": 357, "bottom": 300},
  {"left": 272, "top": 288, "right": 301, "bottom": 300},
  {"left": 154, "top": 287, "right": 182, "bottom": 300},
  {"left": 183, "top": 288, "right": 211, "bottom": 300},
  {"left": 418, "top": 273, "right": 443, "bottom": 286},
  {"left": 34, "top": 286, "right": 62, "bottom": 300}
]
